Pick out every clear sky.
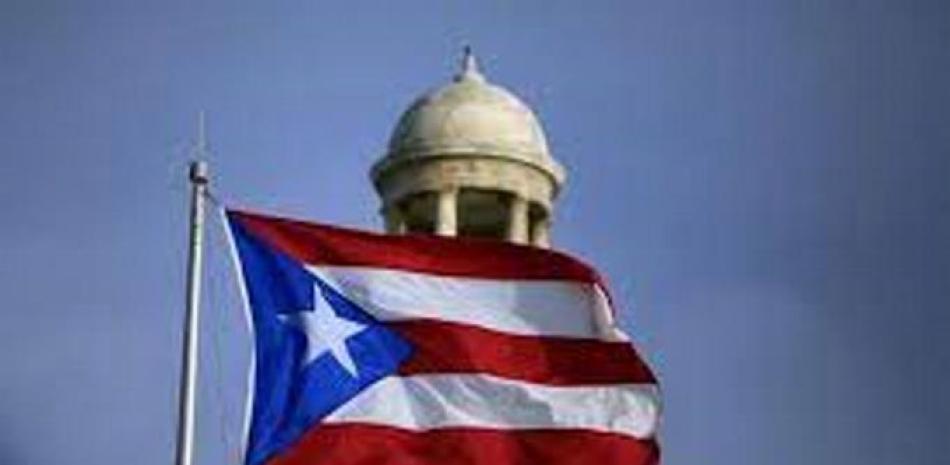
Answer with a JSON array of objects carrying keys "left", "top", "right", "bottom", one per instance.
[{"left": 1, "top": 1, "right": 948, "bottom": 464}]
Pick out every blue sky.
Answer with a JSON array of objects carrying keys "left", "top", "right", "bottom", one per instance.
[{"left": 1, "top": 1, "right": 948, "bottom": 464}]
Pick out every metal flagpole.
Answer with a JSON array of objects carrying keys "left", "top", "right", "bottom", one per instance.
[{"left": 175, "top": 114, "right": 210, "bottom": 465}]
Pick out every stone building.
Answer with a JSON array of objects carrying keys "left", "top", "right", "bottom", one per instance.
[{"left": 370, "top": 49, "right": 566, "bottom": 248}]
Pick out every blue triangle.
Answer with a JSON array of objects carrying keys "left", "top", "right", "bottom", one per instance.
[{"left": 227, "top": 215, "right": 413, "bottom": 465}]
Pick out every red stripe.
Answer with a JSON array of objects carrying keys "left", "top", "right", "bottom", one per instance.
[
  {"left": 268, "top": 424, "right": 659, "bottom": 465},
  {"left": 229, "top": 209, "right": 605, "bottom": 284},
  {"left": 392, "top": 320, "right": 657, "bottom": 385}
]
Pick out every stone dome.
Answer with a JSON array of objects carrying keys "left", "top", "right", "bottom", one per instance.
[
  {"left": 379, "top": 51, "right": 565, "bottom": 183},
  {"left": 370, "top": 49, "right": 567, "bottom": 248}
]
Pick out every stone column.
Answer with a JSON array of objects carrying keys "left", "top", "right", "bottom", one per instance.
[
  {"left": 383, "top": 204, "right": 406, "bottom": 234},
  {"left": 435, "top": 187, "right": 458, "bottom": 236},
  {"left": 507, "top": 195, "right": 529, "bottom": 244},
  {"left": 531, "top": 215, "right": 551, "bottom": 249}
]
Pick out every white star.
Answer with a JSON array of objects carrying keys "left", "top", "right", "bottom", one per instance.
[{"left": 278, "top": 283, "right": 366, "bottom": 377}]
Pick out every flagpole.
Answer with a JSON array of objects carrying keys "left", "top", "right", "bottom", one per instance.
[{"left": 176, "top": 159, "right": 209, "bottom": 465}]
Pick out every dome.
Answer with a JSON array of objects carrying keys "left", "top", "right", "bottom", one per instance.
[{"left": 381, "top": 50, "right": 564, "bottom": 182}]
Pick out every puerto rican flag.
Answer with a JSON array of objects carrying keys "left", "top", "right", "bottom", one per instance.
[{"left": 225, "top": 209, "right": 661, "bottom": 465}]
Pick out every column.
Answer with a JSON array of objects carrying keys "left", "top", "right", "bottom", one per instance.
[
  {"left": 507, "top": 195, "right": 529, "bottom": 244},
  {"left": 436, "top": 187, "right": 458, "bottom": 237},
  {"left": 383, "top": 204, "right": 406, "bottom": 234},
  {"left": 531, "top": 215, "right": 551, "bottom": 249}
]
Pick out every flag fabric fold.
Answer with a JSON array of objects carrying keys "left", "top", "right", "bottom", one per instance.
[{"left": 224, "top": 209, "right": 660, "bottom": 465}]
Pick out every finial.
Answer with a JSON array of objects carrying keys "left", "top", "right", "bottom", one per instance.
[
  {"left": 197, "top": 111, "right": 207, "bottom": 154},
  {"left": 190, "top": 110, "right": 211, "bottom": 163},
  {"left": 455, "top": 45, "right": 485, "bottom": 82},
  {"left": 188, "top": 111, "right": 210, "bottom": 183}
]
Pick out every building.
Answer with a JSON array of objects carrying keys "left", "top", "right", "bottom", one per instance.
[{"left": 370, "top": 48, "right": 566, "bottom": 248}]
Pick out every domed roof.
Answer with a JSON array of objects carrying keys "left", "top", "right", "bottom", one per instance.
[{"left": 381, "top": 49, "right": 563, "bottom": 182}]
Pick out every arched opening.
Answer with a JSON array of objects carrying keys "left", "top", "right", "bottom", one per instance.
[
  {"left": 399, "top": 192, "right": 437, "bottom": 235},
  {"left": 456, "top": 188, "right": 508, "bottom": 240}
]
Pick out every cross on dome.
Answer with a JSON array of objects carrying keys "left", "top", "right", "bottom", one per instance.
[{"left": 456, "top": 45, "right": 485, "bottom": 83}]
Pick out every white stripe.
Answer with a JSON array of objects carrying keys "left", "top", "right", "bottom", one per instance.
[
  {"left": 307, "top": 265, "right": 625, "bottom": 340},
  {"left": 324, "top": 374, "right": 659, "bottom": 439}
]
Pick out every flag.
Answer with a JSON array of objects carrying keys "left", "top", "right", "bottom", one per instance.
[{"left": 225, "top": 209, "right": 661, "bottom": 465}]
